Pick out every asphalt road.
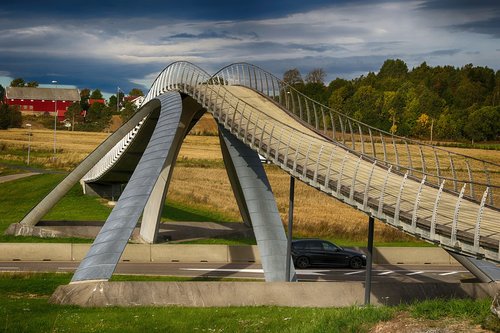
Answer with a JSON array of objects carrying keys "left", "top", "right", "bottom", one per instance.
[{"left": 0, "top": 261, "right": 474, "bottom": 283}]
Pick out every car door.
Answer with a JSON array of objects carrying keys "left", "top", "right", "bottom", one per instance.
[
  {"left": 320, "top": 241, "right": 349, "bottom": 267},
  {"left": 304, "top": 240, "right": 324, "bottom": 265}
]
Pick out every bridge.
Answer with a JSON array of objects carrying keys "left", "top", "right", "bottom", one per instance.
[{"left": 16, "top": 62, "right": 500, "bottom": 285}]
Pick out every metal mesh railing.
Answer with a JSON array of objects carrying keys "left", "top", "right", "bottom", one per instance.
[{"left": 212, "top": 63, "right": 500, "bottom": 208}]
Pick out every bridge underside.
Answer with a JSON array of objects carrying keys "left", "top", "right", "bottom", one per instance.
[{"left": 71, "top": 92, "right": 295, "bottom": 283}]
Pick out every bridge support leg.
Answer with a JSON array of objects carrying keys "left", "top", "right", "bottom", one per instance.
[
  {"left": 139, "top": 106, "right": 199, "bottom": 244},
  {"left": 219, "top": 125, "right": 296, "bottom": 282},
  {"left": 286, "top": 176, "right": 295, "bottom": 282},
  {"left": 71, "top": 93, "right": 183, "bottom": 282},
  {"left": 447, "top": 251, "right": 500, "bottom": 282},
  {"left": 364, "top": 216, "right": 375, "bottom": 305}
]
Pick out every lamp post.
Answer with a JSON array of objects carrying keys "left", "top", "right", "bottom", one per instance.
[
  {"left": 52, "top": 80, "right": 58, "bottom": 161},
  {"left": 26, "top": 123, "right": 32, "bottom": 165}
]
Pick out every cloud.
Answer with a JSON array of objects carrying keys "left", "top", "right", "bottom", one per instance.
[
  {"left": 0, "top": 0, "right": 499, "bottom": 96},
  {"left": 451, "top": 17, "right": 500, "bottom": 38}
]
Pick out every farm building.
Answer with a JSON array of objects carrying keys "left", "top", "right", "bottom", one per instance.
[{"left": 4, "top": 87, "right": 80, "bottom": 120}]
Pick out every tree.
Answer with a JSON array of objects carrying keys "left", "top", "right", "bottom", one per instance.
[
  {"left": 26, "top": 81, "right": 39, "bottom": 87},
  {"left": 80, "top": 88, "right": 90, "bottom": 111},
  {"left": 283, "top": 68, "right": 303, "bottom": 85},
  {"left": 378, "top": 59, "right": 408, "bottom": 79},
  {"left": 120, "top": 101, "right": 137, "bottom": 122},
  {"left": 464, "top": 106, "right": 500, "bottom": 142},
  {"left": 305, "top": 68, "right": 326, "bottom": 84},
  {"left": 10, "top": 78, "right": 25, "bottom": 87},
  {"left": 128, "top": 88, "right": 144, "bottom": 97},
  {"left": 0, "top": 85, "right": 5, "bottom": 102},
  {"left": 65, "top": 102, "right": 83, "bottom": 131},
  {"left": 90, "top": 89, "right": 103, "bottom": 99},
  {"left": 0, "top": 104, "right": 22, "bottom": 129}
]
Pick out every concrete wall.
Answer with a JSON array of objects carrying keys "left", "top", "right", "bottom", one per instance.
[
  {"left": 0, "top": 243, "right": 458, "bottom": 265},
  {"left": 50, "top": 280, "right": 499, "bottom": 307}
]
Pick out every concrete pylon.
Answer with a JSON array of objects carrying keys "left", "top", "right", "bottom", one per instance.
[
  {"left": 72, "top": 92, "right": 184, "bottom": 282},
  {"left": 219, "top": 125, "right": 296, "bottom": 282}
]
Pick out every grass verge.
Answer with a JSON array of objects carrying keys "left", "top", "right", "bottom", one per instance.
[{"left": 0, "top": 272, "right": 497, "bottom": 333}]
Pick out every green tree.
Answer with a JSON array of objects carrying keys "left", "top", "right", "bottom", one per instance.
[
  {"left": 83, "top": 101, "right": 112, "bottom": 131},
  {"left": 128, "top": 88, "right": 144, "bottom": 97},
  {"left": 464, "top": 106, "right": 500, "bottom": 142},
  {"left": 80, "top": 88, "right": 91, "bottom": 111},
  {"left": 329, "top": 85, "right": 354, "bottom": 115},
  {"left": 10, "top": 78, "right": 25, "bottom": 87},
  {"left": 26, "top": 81, "right": 39, "bottom": 87},
  {"left": 0, "top": 85, "right": 5, "bottom": 101},
  {"left": 65, "top": 102, "right": 83, "bottom": 131},
  {"left": 120, "top": 101, "right": 137, "bottom": 122},
  {"left": 346, "top": 85, "right": 387, "bottom": 129},
  {"left": 90, "top": 89, "right": 103, "bottom": 100},
  {"left": 0, "top": 104, "right": 22, "bottom": 129},
  {"left": 378, "top": 59, "right": 408, "bottom": 79}
]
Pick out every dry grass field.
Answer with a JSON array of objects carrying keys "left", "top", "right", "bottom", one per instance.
[{"left": 1, "top": 115, "right": 499, "bottom": 242}]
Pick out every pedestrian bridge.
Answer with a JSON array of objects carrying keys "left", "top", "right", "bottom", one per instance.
[{"left": 18, "top": 62, "right": 500, "bottom": 283}]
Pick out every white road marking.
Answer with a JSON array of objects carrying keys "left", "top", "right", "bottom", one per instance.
[
  {"left": 0, "top": 267, "right": 19, "bottom": 270},
  {"left": 181, "top": 268, "right": 264, "bottom": 273},
  {"left": 439, "top": 271, "right": 458, "bottom": 276},
  {"left": 378, "top": 270, "right": 394, "bottom": 275},
  {"left": 406, "top": 271, "right": 425, "bottom": 276},
  {"left": 180, "top": 268, "right": 327, "bottom": 276},
  {"left": 57, "top": 267, "right": 76, "bottom": 270},
  {"left": 344, "top": 271, "right": 364, "bottom": 275}
]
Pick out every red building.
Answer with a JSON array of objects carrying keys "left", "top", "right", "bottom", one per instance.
[{"left": 4, "top": 87, "right": 80, "bottom": 120}]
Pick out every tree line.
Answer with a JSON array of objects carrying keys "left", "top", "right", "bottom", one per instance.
[{"left": 284, "top": 60, "right": 500, "bottom": 143}]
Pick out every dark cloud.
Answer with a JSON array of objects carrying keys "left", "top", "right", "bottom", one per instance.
[
  {"left": 0, "top": 51, "right": 157, "bottom": 94},
  {"left": 163, "top": 31, "right": 258, "bottom": 41},
  {"left": 451, "top": 17, "right": 500, "bottom": 38},
  {"left": 417, "top": 0, "right": 500, "bottom": 11},
  {"left": 0, "top": 0, "right": 358, "bottom": 21}
]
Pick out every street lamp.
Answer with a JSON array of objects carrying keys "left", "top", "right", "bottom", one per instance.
[
  {"left": 26, "top": 123, "right": 32, "bottom": 165},
  {"left": 52, "top": 80, "right": 58, "bottom": 161}
]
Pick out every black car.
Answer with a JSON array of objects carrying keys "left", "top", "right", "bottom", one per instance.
[{"left": 291, "top": 239, "right": 366, "bottom": 269}]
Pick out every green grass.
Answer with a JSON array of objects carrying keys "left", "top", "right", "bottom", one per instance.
[
  {"left": 0, "top": 272, "right": 497, "bottom": 333},
  {"left": 179, "top": 237, "right": 257, "bottom": 245},
  {"left": 0, "top": 174, "right": 112, "bottom": 242}
]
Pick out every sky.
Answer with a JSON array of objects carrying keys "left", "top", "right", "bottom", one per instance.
[{"left": 0, "top": 0, "right": 499, "bottom": 98}]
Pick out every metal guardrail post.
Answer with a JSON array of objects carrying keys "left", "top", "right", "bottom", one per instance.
[
  {"left": 285, "top": 176, "right": 295, "bottom": 282},
  {"left": 364, "top": 215, "right": 375, "bottom": 305}
]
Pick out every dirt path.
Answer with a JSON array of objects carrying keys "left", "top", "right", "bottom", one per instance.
[{"left": 0, "top": 172, "right": 40, "bottom": 184}]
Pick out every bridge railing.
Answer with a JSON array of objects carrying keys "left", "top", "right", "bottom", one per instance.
[{"left": 212, "top": 63, "right": 500, "bottom": 208}]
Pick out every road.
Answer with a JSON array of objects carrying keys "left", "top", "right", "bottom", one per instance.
[{"left": 0, "top": 261, "right": 474, "bottom": 283}]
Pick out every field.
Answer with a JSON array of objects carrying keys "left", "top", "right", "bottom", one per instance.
[{"left": 1, "top": 116, "right": 500, "bottom": 244}]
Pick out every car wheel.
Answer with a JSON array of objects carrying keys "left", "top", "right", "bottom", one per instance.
[
  {"left": 295, "top": 256, "right": 310, "bottom": 269},
  {"left": 349, "top": 256, "right": 363, "bottom": 269}
]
